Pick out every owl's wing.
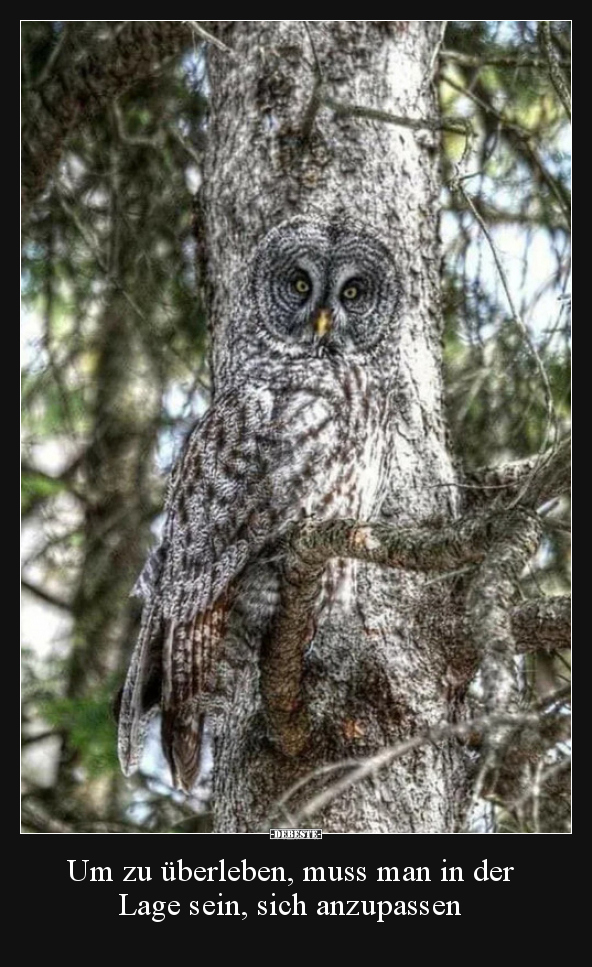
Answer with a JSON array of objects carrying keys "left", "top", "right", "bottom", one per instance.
[{"left": 118, "top": 383, "right": 337, "bottom": 790}]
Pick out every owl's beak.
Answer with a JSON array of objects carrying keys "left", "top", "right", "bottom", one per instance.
[{"left": 312, "top": 308, "right": 333, "bottom": 338}]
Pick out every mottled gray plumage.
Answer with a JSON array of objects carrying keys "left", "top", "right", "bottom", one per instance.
[{"left": 118, "top": 216, "right": 401, "bottom": 791}]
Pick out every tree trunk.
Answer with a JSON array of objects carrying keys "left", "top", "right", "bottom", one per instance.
[
  {"left": 55, "top": 292, "right": 162, "bottom": 816},
  {"left": 202, "top": 20, "right": 469, "bottom": 833}
]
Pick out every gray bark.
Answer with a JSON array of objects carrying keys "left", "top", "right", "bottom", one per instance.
[{"left": 202, "top": 21, "right": 469, "bottom": 833}]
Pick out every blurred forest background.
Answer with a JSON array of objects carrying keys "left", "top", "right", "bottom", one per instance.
[{"left": 21, "top": 21, "right": 571, "bottom": 833}]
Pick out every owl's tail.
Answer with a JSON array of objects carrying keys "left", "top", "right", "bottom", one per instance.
[
  {"left": 117, "top": 602, "right": 163, "bottom": 778},
  {"left": 118, "top": 601, "right": 228, "bottom": 794},
  {"left": 161, "top": 703, "right": 206, "bottom": 794},
  {"left": 161, "top": 603, "right": 228, "bottom": 793}
]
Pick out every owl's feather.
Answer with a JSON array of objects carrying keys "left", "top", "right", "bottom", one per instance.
[
  {"left": 118, "top": 383, "right": 342, "bottom": 788},
  {"left": 161, "top": 601, "right": 229, "bottom": 791}
]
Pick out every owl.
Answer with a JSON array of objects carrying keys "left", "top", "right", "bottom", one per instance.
[{"left": 117, "top": 216, "right": 401, "bottom": 791}]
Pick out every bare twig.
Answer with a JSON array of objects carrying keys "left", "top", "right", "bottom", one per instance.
[
  {"left": 538, "top": 22, "right": 571, "bottom": 120},
  {"left": 21, "top": 578, "right": 72, "bottom": 612},
  {"left": 21, "top": 730, "right": 59, "bottom": 748},
  {"left": 112, "top": 101, "right": 159, "bottom": 149},
  {"left": 440, "top": 49, "right": 571, "bottom": 70},
  {"left": 297, "top": 26, "right": 469, "bottom": 145},
  {"left": 298, "top": 21, "right": 326, "bottom": 144},
  {"left": 30, "top": 22, "right": 71, "bottom": 89},
  {"left": 183, "top": 21, "right": 234, "bottom": 55},
  {"left": 302, "top": 21, "right": 324, "bottom": 79},
  {"left": 58, "top": 194, "right": 149, "bottom": 328},
  {"left": 415, "top": 20, "right": 448, "bottom": 104},
  {"left": 512, "top": 757, "right": 570, "bottom": 818},
  {"left": 443, "top": 198, "right": 568, "bottom": 232},
  {"left": 301, "top": 79, "right": 325, "bottom": 145},
  {"left": 169, "top": 125, "right": 204, "bottom": 168},
  {"left": 466, "top": 437, "right": 571, "bottom": 510},
  {"left": 325, "top": 96, "right": 471, "bottom": 137}
]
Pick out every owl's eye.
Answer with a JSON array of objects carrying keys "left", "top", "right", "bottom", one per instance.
[
  {"left": 292, "top": 276, "right": 311, "bottom": 296},
  {"left": 341, "top": 282, "right": 362, "bottom": 302}
]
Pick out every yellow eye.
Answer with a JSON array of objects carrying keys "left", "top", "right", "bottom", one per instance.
[
  {"left": 342, "top": 285, "right": 359, "bottom": 301},
  {"left": 293, "top": 277, "right": 310, "bottom": 295}
]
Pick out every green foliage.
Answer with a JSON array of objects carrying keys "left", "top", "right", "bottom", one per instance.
[
  {"left": 41, "top": 692, "right": 119, "bottom": 776},
  {"left": 441, "top": 20, "right": 570, "bottom": 476},
  {"left": 22, "top": 469, "right": 65, "bottom": 515}
]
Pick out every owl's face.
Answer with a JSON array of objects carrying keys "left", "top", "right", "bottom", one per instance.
[{"left": 251, "top": 218, "right": 400, "bottom": 355}]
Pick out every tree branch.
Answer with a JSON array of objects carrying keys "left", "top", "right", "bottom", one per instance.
[
  {"left": 260, "top": 551, "right": 325, "bottom": 757},
  {"left": 261, "top": 509, "right": 541, "bottom": 755},
  {"left": 466, "top": 510, "right": 543, "bottom": 750},
  {"left": 420, "top": 594, "right": 571, "bottom": 659},
  {"left": 22, "top": 21, "right": 193, "bottom": 213},
  {"left": 324, "top": 96, "right": 470, "bottom": 136},
  {"left": 466, "top": 436, "right": 571, "bottom": 511},
  {"left": 288, "top": 511, "right": 519, "bottom": 572},
  {"left": 20, "top": 800, "right": 74, "bottom": 833},
  {"left": 263, "top": 502, "right": 560, "bottom": 794},
  {"left": 270, "top": 709, "right": 551, "bottom": 828},
  {"left": 21, "top": 578, "right": 72, "bottom": 612},
  {"left": 512, "top": 595, "right": 571, "bottom": 654},
  {"left": 440, "top": 49, "right": 571, "bottom": 70},
  {"left": 183, "top": 21, "right": 234, "bottom": 54},
  {"left": 21, "top": 730, "right": 59, "bottom": 748}
]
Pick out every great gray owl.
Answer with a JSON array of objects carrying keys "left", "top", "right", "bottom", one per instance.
[{"left": 117, "top": 216, "right": 401, "bottom": 791}]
